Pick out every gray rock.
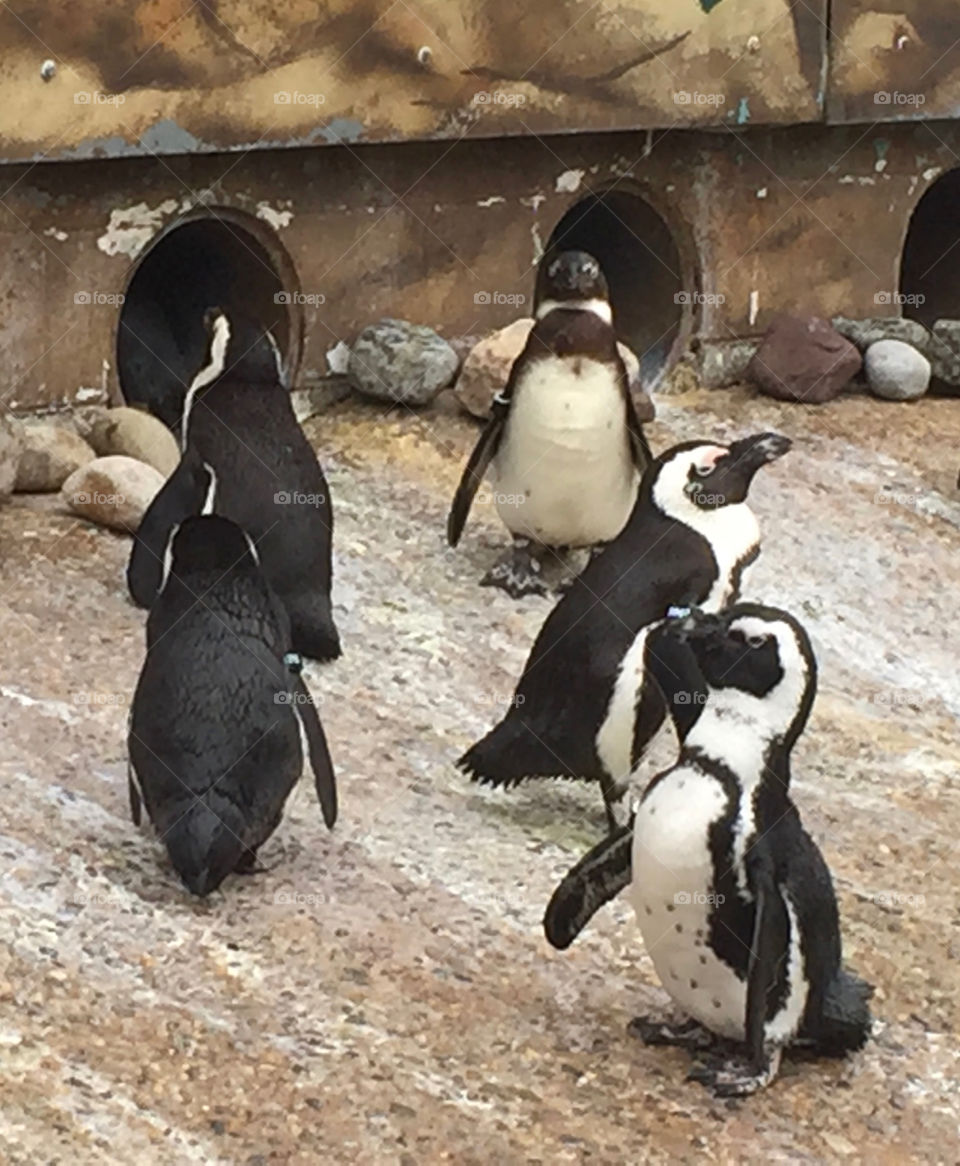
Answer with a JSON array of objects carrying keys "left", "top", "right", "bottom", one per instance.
[
  {"left": 291, "top": 380, "right": 353, "bottom": 423},
  {"left": 0, "top": 415, "right": 23, "bottom": 501},
  {"left": 15, "top": 424, "right": 96, "bottom": 492},
  {"left": 832, "top": 317, "right": 930, "bottom": 353},
  {"left": 349, "top": 319, "right": 459, "bottom": 407},
  {"left": 928, "top": 319, "right": 960, "bottom": 388},
  {"left": 61, "top": 456, "right": 165, "bottom": 532},
  {"left": 864, "top": 340, "right": 931, "bottom": 401},
  {"left": 80, "top": 407, "right": 180, "bottom": 478},
  {"left": 699, "top": 340, "right": 760, "bottom": 389}
]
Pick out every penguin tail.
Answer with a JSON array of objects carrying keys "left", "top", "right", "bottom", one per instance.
[
  {"left": 289, "top": 600, "right": 342, "bottom": 662},
  {"left": 813, "top": 968, "right": 874, "bottom": 1055},
  {"left": 162, "top": 797, "right": 251, "bottom": 897},
  {"left": 458, "top": 715, "right": 582, "bottom": 788}
]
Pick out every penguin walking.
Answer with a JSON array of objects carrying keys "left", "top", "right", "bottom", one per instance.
[
  {"left": 447, "top": 250, "right": 651, "bottom": 597},
  {"left": 459, "top": 433, "right": 792, "bottom": 826},
  {"left": 128, "top": 514, "right": 338, "bottom": 896},
  {"left": 127, "top": 307, "right": 341, "bottom": 661},
  {"left": 543, "top": 603, "right": 872, "bottom": 1097}
]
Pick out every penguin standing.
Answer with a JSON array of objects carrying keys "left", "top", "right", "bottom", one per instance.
[
  {"left": 544, "top": 603, "right": 872, "bottom": 1096},
  {"left": 447, "top": 250, "right": 651, "bottom": 597},
  {"left": 127, "top": 307, "right": 341, "bottom": 661},
  {"left": 459, "top": 433, "right": 792, "bottom": 826},
  {"left": 128, "top": 514, "right": 337, "bottom": 896}
]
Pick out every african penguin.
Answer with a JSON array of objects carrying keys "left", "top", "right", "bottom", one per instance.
[
  {"left": 447, "top": 249, "right": 651, "bottom": 597},
  {"left": 127, "top": 514, "right": 337, "bottom": 897},
  {"left": 459, "top": 433, "right": 792, "bottom": 827},
  {"left": 127, "top": 307, "right": 341, "bottom": 661},
  {"left": 543, "top": 602, "right": 872, "bottom": 1097}
]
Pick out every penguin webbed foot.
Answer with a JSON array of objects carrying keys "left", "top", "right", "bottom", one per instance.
[
  {"left": 481, "top": 539, "right": 548, "bottom": 598},
  {"left": 627, "top": 1015, "right": 717, "bottom": 1052},
  {"left": 687, "top": 1045, "right": 783, "bottom": 1097}
]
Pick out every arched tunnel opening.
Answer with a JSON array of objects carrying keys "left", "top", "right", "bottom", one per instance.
[
  {"left": 540, "top": 191, "right": 684, "bottom": 386},
  {"left": 116, "top": 215, "right": 299, "bottom": 430},
  {"left": 900, "top": 169, "right": 960, "bottom": 331}
]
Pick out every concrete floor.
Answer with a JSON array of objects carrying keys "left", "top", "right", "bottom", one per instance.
[{"left": 1, "top": 385, "right": 959, "bottom": 1164}]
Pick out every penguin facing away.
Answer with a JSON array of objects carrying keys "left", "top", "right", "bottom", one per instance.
[
  {"left": 128, "top": 514, "right": 337, "bottom": 896},
  {"left": 127, "top": 307, "right": 341, "bottom": 662},
  {"left": 459, "top": 433, "right": 792, "bottom": 827},
  {"left": 447, "top": 249, "right": 651, "bottom": 597},
  {"left": 543, "top": 603, "right": 872, "bottom": 1097}
]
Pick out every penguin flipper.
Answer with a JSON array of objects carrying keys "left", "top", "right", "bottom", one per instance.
[
  {"left": 744, "top": 848, "right": 791, "bottom": 1072},
  {"left": 292, "top": 676, "right": 338, "bottom": 829},
  {"left": 446, "top": 368, "right": 517, "bottom": 547},
  {"left": 618, "top": 356, "right": 653, "bottom": 472},
  {"left": 543, "top": 821, "right": 634, "bottom": 949},
  {"left": 127, "top": 757, "right": 142, "bottom": 827}
]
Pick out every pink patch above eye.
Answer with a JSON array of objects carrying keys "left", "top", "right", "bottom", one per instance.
[{"left": 693, "top": 446, "right": 727, "bottom": 474}]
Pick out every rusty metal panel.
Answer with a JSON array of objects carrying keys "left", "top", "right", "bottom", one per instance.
[
  {"left": 827, "top": 1, "right": 960, "bottom": 123},
  {"left": 0, "top": 1, "right": 826, "bottom": 163}
]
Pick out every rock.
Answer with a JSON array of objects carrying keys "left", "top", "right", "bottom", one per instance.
[
  {"left": 699, "top": 340, "right": 760, "bottom": 389},
  {"left": 79, "top": 406, "right": 180, "bottom": 477},
  {"left": 14, "top": 424, "right": 96, "bottom": 492},
  {"left": 747, "top": 314, "right": 861, "bottom": 403},
  {"left": 291, "top": 380, "right": 352, "bottom": 423},
  {"left": 61, "top": 456, "right": 165, "bottom": 532},
  {"left": 454, "top": 318, "right": 654, "bottom": 421},
  {"left": 348, "top": 319, "right": 459, "bottom": 407},
  {"left": 928, "top": 319, "right": 960, "bottom": 391},
  {"left": 864, "top": 340, "right": 931, "bottom": 401},
  {"left": 0, "top": 415, "right": 23, "bottom": 501},
  {"left": 832, "top": 316, "right": 930, "bottom": 353}
]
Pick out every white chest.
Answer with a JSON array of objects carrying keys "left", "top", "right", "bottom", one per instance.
[
  {"left": 631, "top": 766, "right": 749, "bottom": 1040},
  {"left": 683, "top": 503, "right": 759, "bottom": 610},
  {"left": 493, "top": 355, "right": 638, "bottom": 546}
]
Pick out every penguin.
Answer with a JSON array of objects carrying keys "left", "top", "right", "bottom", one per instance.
[
  {"left": 543, "top": 602, "right": 873, "bottom": 1097},
  {"left": 127, "top": 307, "right": 341, "bottom": 661},
  {"left": 459, "top": 433, "right": 792, "bottom": 827},
  {"left": 127, "top": 514, "right": 337, "bottom": 896},
  {"left": 447, "top": 249, "right": 651, "bottom": 597}
]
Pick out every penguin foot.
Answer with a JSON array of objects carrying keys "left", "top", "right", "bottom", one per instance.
[
  {"left": 687, "top": 1047, "right": 782, "bottom": 1097},
  {"left": 234, "top": 848, "right": 264, "bottom": 875},
  {"left": 481, "top": 543, "right": 548, "bottom": 598},
  {"left": 628, "top": 1015, "right": 717, "bottom": 1051}
]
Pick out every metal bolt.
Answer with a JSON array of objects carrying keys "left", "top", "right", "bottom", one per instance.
[{"left": 40, "top": 59, "right": 56, "bottom": 81}]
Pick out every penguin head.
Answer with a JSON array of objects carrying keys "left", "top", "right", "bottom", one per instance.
[
  {"left": 535, "top": 250, "right": 612, "bottom": 324},
  {"left": 158, "top": 514, "right": 261, "bottom": 595},
  {"left": 668, "top": 602, "right": 817, "bottom": 747},
  {"left": 195, "top": 306, "right": 285, "bottom": 389},
  {"left": 650, "top": 432, "right": 792, "bottom": 515}
]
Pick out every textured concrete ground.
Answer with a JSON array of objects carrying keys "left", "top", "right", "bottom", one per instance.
[{"left": 1, "top": 385, "right": 959, "bottom": 1164}]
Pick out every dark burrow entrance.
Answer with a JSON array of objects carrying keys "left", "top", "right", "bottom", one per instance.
[
  {"left": 900, "top": 169, "right": 960, "bottom": 331},
  {"left": 540, "top": 191, "right": 684, "bottom": 386},
  {"left": 116, "top": 216, "right": 297, "bottom": 430}
]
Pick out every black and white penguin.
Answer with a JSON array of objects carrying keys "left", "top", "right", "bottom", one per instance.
[
  {"left": 447, "top": 249, "right": 651, "bottom": 597},
  {"left": 127, "top": 307, "right": 341, "bottom": 661},
  {"left": 459, "top": 433, "right": 792, "bottom": 826},
  {"left": 543, "top": 602, "right": 872, "bottom": 1096},
  {"left": 128, "top": 514, "right": 337, "bottom": 896}
]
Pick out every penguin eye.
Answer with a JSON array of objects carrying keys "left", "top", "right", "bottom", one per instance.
[
  {"left": 746, "top": 634, "right": 767, "bottom": 650},
  {"left": 693, "top": 463, "right": 715, "bottom": 477}
]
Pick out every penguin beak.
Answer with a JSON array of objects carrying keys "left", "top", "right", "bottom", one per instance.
[
  {"left": 670, "top": 608, "right": 725, "bottom": 644},
  {"left": 727, "top": 432, "right": 792, "bottom": 472}
]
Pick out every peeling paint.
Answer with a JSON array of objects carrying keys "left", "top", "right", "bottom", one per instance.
[
  {"left": 521, "top": 194, "right": 546, "bottom": 212},
  {"left": 43, "top": 227, "right": 68, "bottom": 242},
  {"left": 139, "top": 120, "right": 204, "bottom": 155},
  {"left": 476, "top": 196, "right": 505, "bottom": 208},
  {"left": 757, "top": 187, "right": 768, "bottom": 198},
  {"left": 326, "top": 342, "right": 351, "bottom": 376},
  {"left": 256, "top": 202, "right": 294, "bottom": 230},
  {"left": 96, "top": 199, "right": 178, "bottom": 259},
  {"left": 76, "top": 386, "right": 103, "bottom": 403},
  {"left": 531, "top": 224, "right": 545, "bottom": 265},
  {"left": 735, "top": 97, "right": 751, "bottom": 125},
  {"left": 749, "top": 289, "right": 759, "bottom": 327},
  {"left": 922, "top": 167, "right": 942, "bottom": 183},
  {"left": 555, "top": 169, "right": 584, "bottom": 194}
]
